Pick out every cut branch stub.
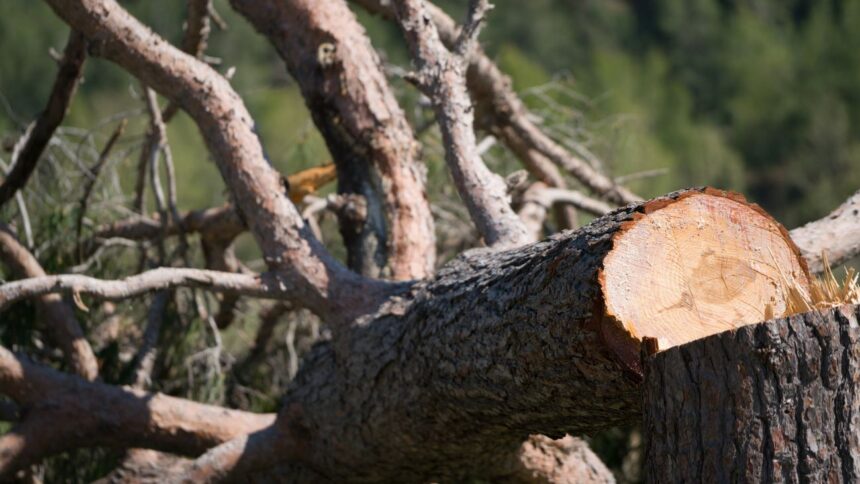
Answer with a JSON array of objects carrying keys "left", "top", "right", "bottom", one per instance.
[{"left": 600, "top": 189, "right": 811, "bottom": 359}]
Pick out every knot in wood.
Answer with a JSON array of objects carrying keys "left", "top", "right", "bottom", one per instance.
[{"left": 317, "top": 42, "right": 337, "bottom": 68}]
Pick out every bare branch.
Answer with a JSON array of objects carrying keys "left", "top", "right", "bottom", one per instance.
[
  {"left": 789, "top": 189, "right": 860, "bottom": 273},
  {"left": 161, "top": 0, "right": 213, "bottom": 122},
  {"left": 392, "top": 0, "right": 530, "bottom": 248},
  {"left": 75, "top": 118, "right": 127, "bottom": 261},
  {"left": 353, "top": 0, "right": 641, "bottom": 205},
  {"left": 229, "top": 0, "right": 437, "bottom": 279},
  {"left": 0, "top": 31, "right": 86, "bottom": 207},
  {"left": 0, "top": 224, "right": 98, "bottom": 380},
  {"left": 0, "top": 267, "right": 285, "bottom": 310},
  {"left": 0, "top": 344, "right": 275, "bottom": 477},
  {"left": 43, "top": 0, "right": 400, "bottom": 327}
]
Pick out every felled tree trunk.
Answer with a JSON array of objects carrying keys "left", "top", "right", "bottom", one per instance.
[
  {"left": 238, "top": 187, "right": 811, "bottom": 481},
  {"left": 643, "top": 304, "right": 860, "bottom": 483}
]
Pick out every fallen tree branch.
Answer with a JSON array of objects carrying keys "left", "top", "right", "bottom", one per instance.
[
  {"left": 393, "top": 0, "right": 530, "bottom": 248},
  {"left": 0, "top": 344, "right": 275, "bottom": 477},
  {"left": 789, "top": 189, "right": 860, "bottom": 273},
  {"left": 0, "top": 224, "right": 98, "bottom": 380},
  {"left": 230, "top": 0, "right": 436, "bottom": 279},
  {"left": 0, "top": 267, "right": 284, "bottom": 310},
  {"left": 43, "top": 0, "right": 400, "bottom": 328},
  {"left": 352, "top": 0, "right": 640, "bottom": 205},
  {"left": 0, "top": 31, "right": 87, "bottom": 207}
]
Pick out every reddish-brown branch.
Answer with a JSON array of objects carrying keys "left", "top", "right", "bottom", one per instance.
[
  {"left": 230, "top": 0, "right": 436, "bottom": 279},
  {"left": 43, "top": 0, "right": 400, "bottom": 327},
  {"left": 393, "top": 0, "right": 530, "bottom": 248},
  {"left": 0, "top": 224, "right": 98, "bottom": 380},
  {"left": 0, "top": 345, "right": 275, "bottom": 477},
  {"left": 0, "top": 31, "right": 87, "bottom": 207}
]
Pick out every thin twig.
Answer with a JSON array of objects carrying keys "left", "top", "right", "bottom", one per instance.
[{"left": 75, "top": 119, "right": 128, "bottom": 261}]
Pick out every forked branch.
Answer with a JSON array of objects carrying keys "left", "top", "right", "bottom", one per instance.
[{"left": 393, "top": 0, "right": 530, "bottom": 248}]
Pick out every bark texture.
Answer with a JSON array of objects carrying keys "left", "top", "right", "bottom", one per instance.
[
  {"left": 230, "top": 0, "right": 436, "bottom": 279},
  {"left": 393, "top": 0, "right": 531, "bottom": 248},
  {"left": 644, "top": 304, "right": 860, "bottom": 483},
  {"left": 246, "top": 189, "right": 769, "bottom": 481}
]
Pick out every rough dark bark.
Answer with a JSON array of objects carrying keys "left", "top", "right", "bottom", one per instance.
[
  {"left": 205, "top": 186, "right": 802, "bottom": 481},
  {"left": 643, "top": 304, "right": 860, "bottom": 483},
  {"left": 230, "top": 0, "right": 436, "bottom": 280}
]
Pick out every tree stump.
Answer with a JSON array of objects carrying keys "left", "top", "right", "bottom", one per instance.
[{"left": 644, "top": 304, "right": 860, "bottom": 483}]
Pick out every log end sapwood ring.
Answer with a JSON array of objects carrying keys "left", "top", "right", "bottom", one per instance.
[{"left": 599, "top": 188, "right": 811, "bottom": 366}]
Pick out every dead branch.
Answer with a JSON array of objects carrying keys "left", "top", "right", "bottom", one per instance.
[
  {"left": 0, "top": 31, "right": 86, "bottom": 207},
  {"left": 44, "top": 0, "right": 400, "bottom": 328},
  {"left": 392, "top": 0, "right": 530, "bottom": 248},
  {"left": 0, "top": 267, "right": 284, "bottom": 310},
  {"left": 789, "top": 189, "right": 860, "bottom": 273},
  {"left": 230, "top": 0, "right": 437, "bottom": 279},
  {"left": 353, "top": 0, "right": 640, "bottom": 205},
  {"left": 75, "top": 118, "right": 127, "bottom": 261},
  {"left": 0, "top": 344, "right": 275, "bottom": 477},
  {"left": 0, "top": 224, "right": 98, "bottom": 380}
]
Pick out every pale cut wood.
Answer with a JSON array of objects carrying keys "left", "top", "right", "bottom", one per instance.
[{"left": 602, "top": 190, "right": 810, "bottom": 350}]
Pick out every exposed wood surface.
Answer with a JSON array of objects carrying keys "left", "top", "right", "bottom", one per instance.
[
  {"left": 603, "top": 191, "right": 810, "bottom": 350},
  {"left": 644, "top": 304, "right": 860, "bottom": 483}
]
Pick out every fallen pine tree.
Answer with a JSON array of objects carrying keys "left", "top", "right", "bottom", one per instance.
[{"left": 4, "top": 186, "right": 843, "bottom": 481}]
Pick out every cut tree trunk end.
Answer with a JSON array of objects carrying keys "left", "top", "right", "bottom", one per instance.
[
  {"left": 643, "top": 304, "right": 860, "bottom": 483},
  {"left": 599, "top": 187, "right": 811, "bottom": 371}
]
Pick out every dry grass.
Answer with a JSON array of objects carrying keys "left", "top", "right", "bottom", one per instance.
[{"left": 774, "top": 253, "right": 860, "bottom": 319}]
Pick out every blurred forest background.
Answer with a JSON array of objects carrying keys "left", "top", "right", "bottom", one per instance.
[{"left": 1, "top": 0, "right": 859, "bottom": 481}]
